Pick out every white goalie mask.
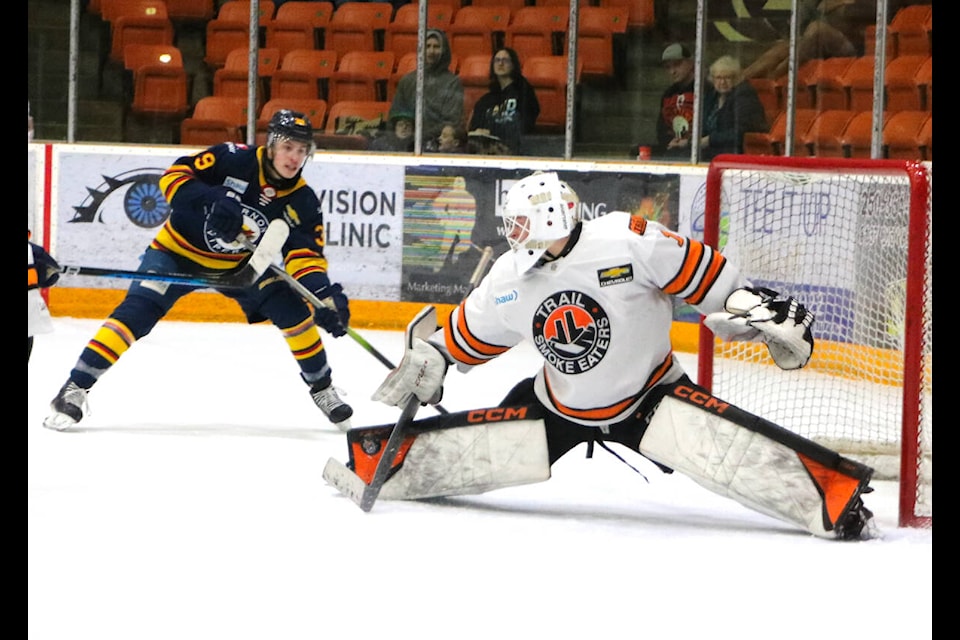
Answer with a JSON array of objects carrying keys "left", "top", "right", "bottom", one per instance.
[{"left": 502, "top": 171, "right": 581, "bottom": 274}]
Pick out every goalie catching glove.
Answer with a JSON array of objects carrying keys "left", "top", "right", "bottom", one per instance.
[
  {"left": 704, "top": 287, "right": 815, "bottom": 370},
  {"left": 372, "top": 338, "right": 448, "bottom": 407}
]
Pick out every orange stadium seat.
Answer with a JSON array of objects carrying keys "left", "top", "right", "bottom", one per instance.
[
  {"left": 840, "top": 56, "right": 876, "bottom": 112},
  {"left": 124, "top": 44, "right": 190, "bottom": 120},
  {"left": 884, "top": 54, "right": 928, "bottom": 112},
  {"left": 328, "top": 50, "right": 396, "bottom": 104},
  {"left": 800, "top": 109, "right": 858, "bottom": 158},
  {"left": 598, "top": 0, "right": 655, "bottom": 31},
  {"left": 889, "top": 4, "right": 932, "bottom": 57},
  {"left": 573, "top": 6, "right": 629, "bottom": 82},
  {"left": 505, "top": 6, "right": 569, "bottom": 60},
  {"left": 749, "top": 77, "right": 783, "bottom": 123},
  {"left": 839, "top": 110, "right": 888, "bottom": 158},
  {"left": 524, "top": 55, "right": 582, "bottom": 132},
  {"left": 914, "top": 54, "right": 931, "bottom": 111},
  {"left": 204, "top": 1, "right": 277, "bottom": 69},
  {"left": 180, "top": 96, "right": 251, "bottom": 146},
  {"left": 883, "top": 110, "right": 930, "bottom": 160},
  {"left": 459, "top": 54, "right": 492, "bottom": 128},
  {"left": 806, "top": 56, "right": 857, "bottom": 111},
  {"left": 266, "top": 1, "right": 334, "bottom": 56},
  {"left": 742, "top": 109, "right": 816, "bottom": 156},
  {"left": 447, "top": 6, "right": 511, "bottom": 61},
  {"left": 106, "top": 1, "right": 174, "bottom": 64},
  {"left": 271, "top": 49, "right": 338, "bottom": 101},
  {"left": 325, "top": 2, "right": 394, "bottom": 56},
  {"left": 164, "top": 0, "right": 215, "bottom": 24},
  {"left": 212, "top": 48, "right": 281, "bottom": 112}
]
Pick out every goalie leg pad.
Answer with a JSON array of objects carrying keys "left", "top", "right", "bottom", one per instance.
[
  {"left": 639, "top": 382, "right": 874, "bottom": 539},
  {"left": 348, "top": 407, "right": 551, "bottom": 501}
]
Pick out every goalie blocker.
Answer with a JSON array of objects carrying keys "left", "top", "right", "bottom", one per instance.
[{"left": 329, "top": 381, "right": 874, "bottom": 540}]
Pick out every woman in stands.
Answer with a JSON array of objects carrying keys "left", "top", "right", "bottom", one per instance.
[
  {"left": 467, "top": 48, "right": 540, "bottom": 156},
  {"left": 698, "top": 55, "right": 769, "bottom": 160}
]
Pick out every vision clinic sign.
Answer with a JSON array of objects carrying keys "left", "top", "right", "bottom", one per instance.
[{"left": 301, "top": 160, "right": 405, "bottom": 301}]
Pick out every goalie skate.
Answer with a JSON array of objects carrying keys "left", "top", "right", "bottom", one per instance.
[{"left": 43, "top": 381, "right": 89, "bottom": 431}]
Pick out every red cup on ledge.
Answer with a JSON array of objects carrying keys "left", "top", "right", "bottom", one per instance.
[{"left": 637, "top": 146, "right": 651, "bottom": 161}]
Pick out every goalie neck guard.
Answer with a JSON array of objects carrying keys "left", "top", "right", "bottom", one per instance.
[{"left": 503, "top": 172, "right": 581, "bottom": 275}]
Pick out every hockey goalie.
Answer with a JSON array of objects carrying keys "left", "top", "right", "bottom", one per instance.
[{"left": 326, "top": 171, "right": 875, "bottom": 540}]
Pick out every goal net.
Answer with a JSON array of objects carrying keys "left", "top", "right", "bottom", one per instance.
[{"left": 697, "top": 155, "right": 932, "bottom": 528}]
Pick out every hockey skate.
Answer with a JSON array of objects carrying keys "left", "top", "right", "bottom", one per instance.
[
  {"left": 310, "top": 378, "right": 353, "bottom": 431},
  {"left": 43, "top": 380, "right": 88, "bottom": 431}
]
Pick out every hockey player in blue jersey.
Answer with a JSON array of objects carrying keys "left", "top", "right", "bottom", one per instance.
[{"left": 44, "top": 110, "right": 354, "bottom": 431}]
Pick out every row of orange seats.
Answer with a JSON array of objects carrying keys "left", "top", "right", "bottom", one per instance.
[
  {"left": 750, "top": 53, "right": 933, "bottom": 121},
  {"left": 744, "top": 109, "right": 932, "bottom": 162}
]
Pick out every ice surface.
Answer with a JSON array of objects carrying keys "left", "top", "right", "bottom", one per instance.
[{"left": 28, "top": 318, "right": 932, "bottom": 639}]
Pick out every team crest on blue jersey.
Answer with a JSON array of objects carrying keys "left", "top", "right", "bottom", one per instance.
[{"left": 532, "top": 291, "right": 610, "bottom": 374}]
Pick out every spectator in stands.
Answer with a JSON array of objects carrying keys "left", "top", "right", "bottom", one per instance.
[
  {"left": 369, "top": 108, "right": 416, "bottom": 152},
  {"left": 467, "top": 48, "right": 540, "bottom": 156},
  {"left": 426, "top": 122, "right": 468, "bottom": 153},
  {"left": 391, "top": 29, "right": 464, "bottom": 147},
  {"left": 699, "top": 55, "right": 769, "bottom": 160},
  {"left": 632, "top": 43, "right": 696, "bottom": 160},
  {"left": 28, "top": 100, "right": 34, "bottom": 141}
]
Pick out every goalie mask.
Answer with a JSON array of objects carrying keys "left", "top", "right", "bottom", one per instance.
[{"left": 502, "top": 172, "right": 580, "bottom": 274}]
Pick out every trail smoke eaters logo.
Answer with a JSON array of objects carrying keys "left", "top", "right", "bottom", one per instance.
[{"left": 532, "top": 291, "right": 609, "bottom": 374}]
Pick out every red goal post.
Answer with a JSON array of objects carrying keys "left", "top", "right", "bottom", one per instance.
[{"left": 697, "top": 155, "right": 932, "bottom": 528}]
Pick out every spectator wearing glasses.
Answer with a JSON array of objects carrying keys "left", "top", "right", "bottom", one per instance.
[
  {"left": 467, "top": 48, "right": 540, "bottom": 155},
  {"left": 698, "top": 55, "right": 768, "bottom": 160}
]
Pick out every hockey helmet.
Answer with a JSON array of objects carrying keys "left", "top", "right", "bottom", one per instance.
[
  {"left": 267, "top": 109, "right": 316, "bottom": 157},
  {"left": 502, "top": 171, "right": 580, "bottom": 274}
]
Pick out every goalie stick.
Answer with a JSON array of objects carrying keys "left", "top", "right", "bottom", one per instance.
[
  {"left": 321, "top": 246, "right": 496, "bottom": 511},
  {"left": 323, "top": 305, "right": 438, "bottom": 511},
  {"left": 58, "top": 220, "right": 290, "bottom": 289}
]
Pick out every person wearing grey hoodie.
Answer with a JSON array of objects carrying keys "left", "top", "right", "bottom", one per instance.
[{"left": 390, "top": 29, "right": 464, "bottom": 146}]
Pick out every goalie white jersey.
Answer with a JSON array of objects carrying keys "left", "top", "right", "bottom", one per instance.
[{"left": 439, "top": 211, "right": 751, "bottom": 427}]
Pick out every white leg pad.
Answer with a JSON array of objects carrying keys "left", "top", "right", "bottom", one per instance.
[
  {"left": 641, "top": 395, "right": 835, "bottom": 537},
  {"left": 380, "top": 417, "right": 551, "bottom": 500}
]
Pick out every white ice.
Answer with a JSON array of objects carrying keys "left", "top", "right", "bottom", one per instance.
[{"left": 28, "top": 317, "right": 932, "bottom": 640}]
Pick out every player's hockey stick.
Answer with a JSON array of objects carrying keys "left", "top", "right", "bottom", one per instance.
[{"left": 58, "top": 220, "right": 290, "bottom": 289}]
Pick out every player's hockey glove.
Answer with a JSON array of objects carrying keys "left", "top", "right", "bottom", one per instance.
[
  {"left": 30, "top": 241, "right": 60, "bottom": 288},
  {"left": 372, "top": 338, "right": 448, "bottom": 407},
  {"left": 204, "top": 189, "right": 245, "bottom": 242},
  {"left": 703, "top": 287, "right": 815, "bottom": 370},
  {"left": 313, "top": 283, "right": 350, "bottom": 337}
]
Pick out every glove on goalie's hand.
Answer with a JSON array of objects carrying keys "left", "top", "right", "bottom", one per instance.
[
  {"left": 204, "top": 189, "right": 245, "bottom": 242},
  {"left": 703, "top": 287, "right": 815, "bottom": 370},
  {"left": 372, "top": 338, "right": 448, "bottom": 407},
  {"left": 313, "top": 283, "right": 350, "bottom": 337}
]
